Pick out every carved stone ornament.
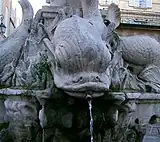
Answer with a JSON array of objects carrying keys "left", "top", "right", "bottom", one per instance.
[{"left": 0, "top": 0, "right": 160, "bottom": 141}]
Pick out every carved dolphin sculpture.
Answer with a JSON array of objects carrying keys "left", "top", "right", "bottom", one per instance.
[
  {"left": 53, "top": 16, "right": 111, "bottom": 97},
  {"left": 120, "top": 36, "right": 160, "bottom": 66},
  {"left": 106, "top": 3, "right": 160, "bottom": 91},
  {"left": 106, "top": 4, "right": 160, "bottom": 68},
  {"left": 0, "top": 0, "right": 33, "bottom": 73},
  {"left": 48, "top": 0, "right": 112, "bottom": 98}
]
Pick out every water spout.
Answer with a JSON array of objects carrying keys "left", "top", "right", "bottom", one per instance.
[
  {"left": 86, "top": 94, "right": 92, "bottom": 100},
  {"left": 86, "top": 94, "right": 94, "bottom": 142}
]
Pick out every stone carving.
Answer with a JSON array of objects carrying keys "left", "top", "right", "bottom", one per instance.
[
  {"left": 105, "top": 4, "right": 160, "bottom": 93},
  {"left": 0, "top": 0, "right": 159, "bottom": 141},
  {"left": 0, "top": 0, "right": 33, "bottom": 74}
]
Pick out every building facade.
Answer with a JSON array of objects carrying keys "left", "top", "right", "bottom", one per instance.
[
  {"left": 99, "top": 0, "right": 160, "bottom": 12},
  {"left": 99, "top": 0, "right": 160, "bottom": 40},
  {"left": 0, "top": 0, "right": 17, "bottom": 37}
]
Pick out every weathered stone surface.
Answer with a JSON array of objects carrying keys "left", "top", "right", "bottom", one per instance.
[
  {"left": 1, "top": 0, "right": 160, "bottom": 141},
  {"left": 143, "top": 124, "right": 160, "bottom": 142},
  {"left": 0, "top": 0, "right": 33, "bottom": 74}
]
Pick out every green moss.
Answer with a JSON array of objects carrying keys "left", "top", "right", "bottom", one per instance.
[{"left": 0, "top": 123, "right": 9, "bottom": 131}]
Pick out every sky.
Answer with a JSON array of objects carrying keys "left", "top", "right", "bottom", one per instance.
[
  {"left": 28, "top": 0, "right": 47, "bottom": 14},
  {"left": 13, "top": 0, "right": 47, "bottom": 24}
]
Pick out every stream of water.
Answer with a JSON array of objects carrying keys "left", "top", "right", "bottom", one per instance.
[
  {"left": 88, "top": 98, "right": 94, "bottom": 142},
  {"left": 42, "top": 129, "right": 45, "bottom": 142}
]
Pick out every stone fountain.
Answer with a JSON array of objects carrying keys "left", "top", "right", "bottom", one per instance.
[{"left": 0, "top": 0, "right": 160, "bottom": 141}]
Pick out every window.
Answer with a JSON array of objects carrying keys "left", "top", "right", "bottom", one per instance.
[
  {"left": 105, "top": 0, "right": 119, "bottom": 5},
  {"left": 139, "top": 0, "right": 146, "bottom": 8},
  {"left": 129, "top": 0, "right": 152, "bottom": 8}
]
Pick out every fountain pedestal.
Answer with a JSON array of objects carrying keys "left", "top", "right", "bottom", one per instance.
[{"left": 0, "top": 91, "right": 158, "bottom": 142}]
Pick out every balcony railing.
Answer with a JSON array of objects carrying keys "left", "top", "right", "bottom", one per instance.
[{"left": 121, "top": 9, "right": 160, "bottom": 26}]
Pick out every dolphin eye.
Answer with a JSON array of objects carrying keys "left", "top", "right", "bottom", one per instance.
[{"left": 72, "top": 76, "right": 83, "bottom": 83}]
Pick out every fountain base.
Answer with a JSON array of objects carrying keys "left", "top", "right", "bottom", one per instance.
[{"left": 0, "top": 91, "right": 149, "bottom": 142}]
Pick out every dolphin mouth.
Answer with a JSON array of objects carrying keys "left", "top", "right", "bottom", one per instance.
[
  {"left": 65, "top": 91, "right": 105, "bottom": 98},
  {"left": 55, "top": 82, "right": 109, "bottom": 98},
  {"left": 56, "top": 81, "right": 109, "bottom": 91}
]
